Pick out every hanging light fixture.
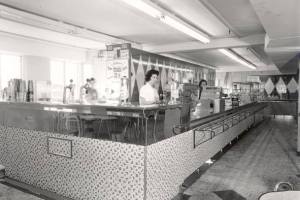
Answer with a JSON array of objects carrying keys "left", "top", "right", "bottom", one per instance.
[{"left": 121, "top": 0, "right": 210, "bottom": 44}]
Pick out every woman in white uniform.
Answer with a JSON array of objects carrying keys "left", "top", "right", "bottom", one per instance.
[{"left": 139, "top": 69, "right": 159, "bottom": 105}]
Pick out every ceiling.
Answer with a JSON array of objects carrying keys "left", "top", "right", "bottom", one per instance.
[{"left": 0, "top": 0, "right": 298, "bottom": 72}]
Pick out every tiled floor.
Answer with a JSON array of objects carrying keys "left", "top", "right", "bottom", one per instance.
[
  {"left": 0, "top": 181, "right": 44, "bottom": 200},
  {"left": 185, "top": 116, "right": 300, "bottom": 200}
]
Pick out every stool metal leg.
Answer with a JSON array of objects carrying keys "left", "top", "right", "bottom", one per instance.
[{"left": 152, "top": 111, "right": 158, "bottom": 142}]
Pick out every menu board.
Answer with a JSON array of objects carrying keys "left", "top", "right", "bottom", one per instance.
[{"left": 105, "top": 44, "right": 130, "bottom": 103}]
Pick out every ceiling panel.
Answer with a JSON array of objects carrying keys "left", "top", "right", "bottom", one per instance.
[
  {"left": 203, "top": 0, "right": 265, "bottom": 36},
  {"left": 0, "top": 0, "right": 195, "bottom": 44},
  {"left": 153, "top": 0, "right": 232, "bottom": 37},
  {"left": 250, "top": 0, "right": 300, "bottom": 38},
  {"left": 174, "top": 49, "right": 241, "bottom": 67}
]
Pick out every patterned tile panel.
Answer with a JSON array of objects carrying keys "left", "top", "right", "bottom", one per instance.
[
  {"left": 1, "top": 126, "right": 145, "bottom": 200},
  {"left": 0, "top": 126, "right": 7, "bottom": 165},
  {"left": 146, "top": 118, "right": 254, "bottom": 200}
]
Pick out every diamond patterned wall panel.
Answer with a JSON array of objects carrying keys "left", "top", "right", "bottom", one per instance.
[
  {"left": 1, "top": 126, "right": 145, "bottom": 200},
  {"left": 287, "top": 78, "right": 298, "bottom": 93},
  {"left": 136, "top": 58, "right": 145, "bottom": 91},
  {"left": 221, "top": 73, "right": 298, "bottom": 99},
  {"left": 264, "top": 78, "right": 275, "bottom": 95},
  {"left": 276, "top": 77, "right": 287, "bottom": 93},
  {"left": 131, "top": 59, "right": 136, "bottom": 95},
  {"left": 130, "top": 49, "right": 215, "bottom": 102}
]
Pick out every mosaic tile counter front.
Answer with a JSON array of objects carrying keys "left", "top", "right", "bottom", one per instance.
[{"left": 0, "top": 107, "right": 265, "bottom": 200}]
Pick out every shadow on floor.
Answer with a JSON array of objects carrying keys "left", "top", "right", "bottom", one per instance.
[{"left": 214, "top": 190, "right": 246, "bottom": 200}]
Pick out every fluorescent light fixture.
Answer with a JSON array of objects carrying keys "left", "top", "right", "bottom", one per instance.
[
  {"left": 160, "top": 16, "right": 210, "bottom": 43},
  {"left": 121, "top": 0, "right": 210, "bottom": 44},
  {"left": 218, "top": 49, "right": 256, "bottom": 70},
  {"left": 121, "top": 0, "right": 161, "bottom": 18}
]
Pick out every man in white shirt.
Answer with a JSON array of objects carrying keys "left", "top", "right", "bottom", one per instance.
[{"left": 139, "top": 69, "right": 160, "bottom": 105}]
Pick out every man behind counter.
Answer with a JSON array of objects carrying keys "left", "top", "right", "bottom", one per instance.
[{"left": 139, "top": 69, "right": 160, "bottom": 105}]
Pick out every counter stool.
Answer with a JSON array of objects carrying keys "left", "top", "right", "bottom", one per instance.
[
  {"left": 122, "top": 117, "right": 142, "bottom": 142},
  {"left": 96, "top": 115, "right": 118, "bottom": 139},
  {"left": 59, "top": 113, "right": 81, "bottom": 136},
  {"left": 78, "top": 114, "right": 117, "bottom": 139}
]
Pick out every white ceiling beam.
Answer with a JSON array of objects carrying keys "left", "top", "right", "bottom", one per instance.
[
  {"left": 161, "top": 53, "right": 216, "bottom": 69},
  {"left": 143, "top": 34, "right": 265, "bottom": 53}
]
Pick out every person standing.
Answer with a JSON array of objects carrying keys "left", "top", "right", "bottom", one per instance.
[
  {"left": 85, "top": 77, "right": 98, "bottom": 102},
  {"left": 198, "top": 79, "right": 208, "bottom": 99},
  {"left": 139, "top": 69, "right": 160, "bottom": 105}
]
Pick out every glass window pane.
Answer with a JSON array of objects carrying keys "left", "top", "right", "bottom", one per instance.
[
  {"left": 50, "top": 60, "right": 64, "bottom": 85},
  {"left": 83, "top": 64, "right": 93, "bottom": 80},
  {"left": 65, "top": 62, "right": 80, "bottom": 100},
  {"left": 0, "top": 54, "right": 21, "bottom": 89},
  {"left": 50, "top": 60, "right": 64, "bottom": 102},
  {"left": 65, "top": 62, "right": 79, "bottom": 86}
]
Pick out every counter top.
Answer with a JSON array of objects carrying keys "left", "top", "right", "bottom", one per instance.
[
  {"left": 0, "top": 101, "right": 182, "bottom": 113},
  {"left": 259, "top": 99, "right": 297, "bottom": 102}
]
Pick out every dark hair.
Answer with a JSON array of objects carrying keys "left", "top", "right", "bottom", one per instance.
[
  {"left": 90, "top": 77, "right": 95, "bottom": 82},
  {"left": 145, "top": 69, "right": 159, "bottom": 82},
  {"left": 198, "top": 79, "right": 207, "bottom": 99},
  {"left": 86, "top": 78, "right": 90, "bottom": 82},
  {"left": 199, "top": 79, "right": 207, "bottom": 87}
]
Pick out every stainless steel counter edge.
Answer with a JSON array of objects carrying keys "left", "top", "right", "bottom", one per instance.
[
  {"left": 0, "top": 101, "right": 183, "bottom": 113},
  {"left": 190, "top": 102, "right": 267, "bottom": 129}
]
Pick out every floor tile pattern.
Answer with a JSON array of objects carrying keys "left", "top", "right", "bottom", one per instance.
[{"left": 185, "top": 117, "right": 300, "bottom": 200}]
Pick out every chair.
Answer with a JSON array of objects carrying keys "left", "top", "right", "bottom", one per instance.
[
  {"left": 258, "top": 182, "right": 299, "bottom": 200},
  {"left": 59, "top": 113, "right": 81, "bottom": 136},
  {"left": 96, "top": 115, "right": 118, "bottom": 139},
  {"left": 258, "top": 191, "right": 300, "bottom": 200}
]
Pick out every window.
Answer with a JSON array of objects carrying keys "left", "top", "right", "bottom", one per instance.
[
  {"left": 83, "top": 64, "right": 93, "bottom": 81},
  {"left": 0, "top": 54, "right": 22, "bottom": 89},
  {"left": 50, "top": 60, "right": 64, "bottom": 85},
  {"left": 50, "top": 60, "right": 94, "bottom": 102}
]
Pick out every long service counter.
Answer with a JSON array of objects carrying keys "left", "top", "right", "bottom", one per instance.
[{"left": 0, "top": 101, "right": 267, "bottom": 200}]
